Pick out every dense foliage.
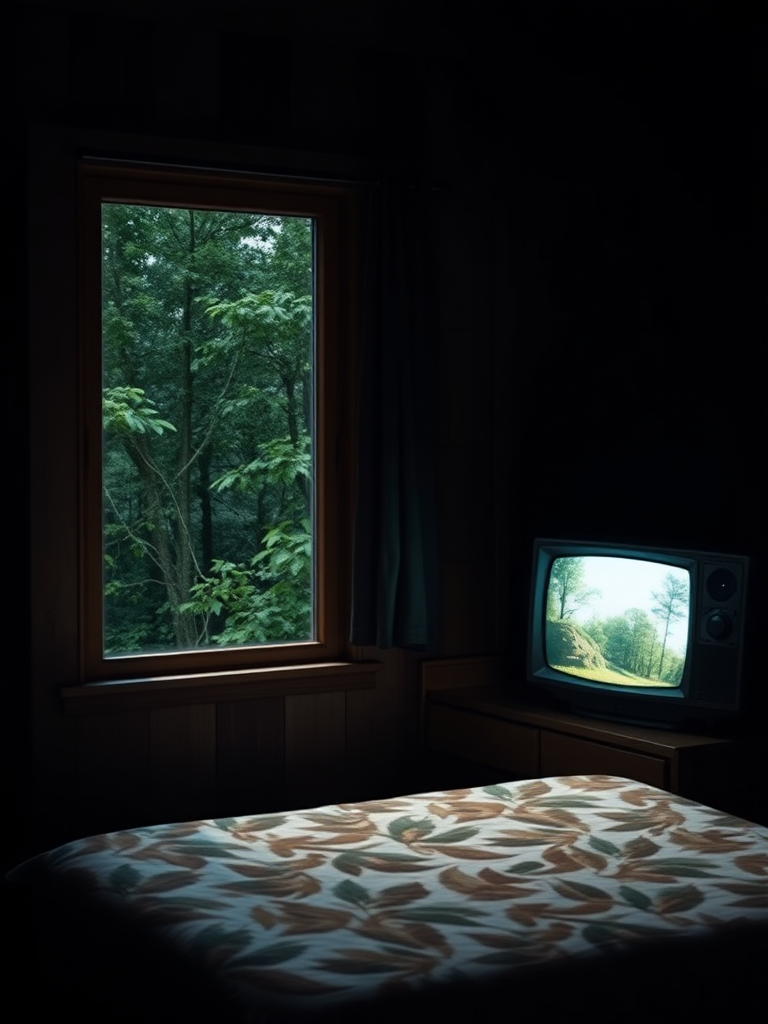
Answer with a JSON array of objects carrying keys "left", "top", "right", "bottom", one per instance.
[{"left": 101, "top": 202, "right": 314, "bottom": 656}]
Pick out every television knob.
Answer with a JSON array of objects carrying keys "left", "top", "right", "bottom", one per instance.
[{"left": 705, "top": 610, "right": 733, "bottom": 641}]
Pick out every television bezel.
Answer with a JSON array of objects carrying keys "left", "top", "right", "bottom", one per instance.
[{"left": 526, "top": 538, "right": 749, "bottom": 730}]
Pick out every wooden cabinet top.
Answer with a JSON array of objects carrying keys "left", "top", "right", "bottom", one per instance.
[{"left": 426, "top": 683, "right": 734, "bottom": 758}]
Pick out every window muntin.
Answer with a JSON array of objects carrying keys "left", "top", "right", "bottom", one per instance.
[{"left": 80, "top": 164, "right": 356, "bottom": 681}]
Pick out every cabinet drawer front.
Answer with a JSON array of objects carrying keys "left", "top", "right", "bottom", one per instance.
[
  {"left": 540, "top": 732, "right": 668, "bottom": 788},
  {"left": 427, "top": 703, "right": 538, "bottom": 776}
]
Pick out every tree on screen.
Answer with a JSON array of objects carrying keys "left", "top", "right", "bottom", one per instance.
[
  {"left": 651, "top": 573, "right": 689, "bottom": 681},
  {"left": 548, "top": 558, "right": 599, "bottom": 620}
]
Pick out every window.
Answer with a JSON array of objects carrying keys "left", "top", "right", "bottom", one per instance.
[{"left": 78, "top": 161, "right": 359, "bottom": 682}]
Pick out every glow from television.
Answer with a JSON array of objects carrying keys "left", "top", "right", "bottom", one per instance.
[{"left": 544, "top": 555, "right": 690, "bottom": 690}]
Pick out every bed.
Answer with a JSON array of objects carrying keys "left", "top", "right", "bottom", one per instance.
[{"left": 9, "top": 774, "right": 768, "bottom": 1022}]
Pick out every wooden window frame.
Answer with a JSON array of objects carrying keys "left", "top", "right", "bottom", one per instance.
[{"left": 77, "top": 159, "right": 360, "bottom": 685}]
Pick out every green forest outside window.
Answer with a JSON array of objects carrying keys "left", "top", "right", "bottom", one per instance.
[{"left": 79, "top": 163, "right": 358, "bottom": 681}]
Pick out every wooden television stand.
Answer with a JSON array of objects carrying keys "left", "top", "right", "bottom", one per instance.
[{"left": 422, "top": 657, "right": 757, "bottom": 818}]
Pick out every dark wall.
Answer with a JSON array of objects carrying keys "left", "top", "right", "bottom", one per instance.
[
  {"left": 498, "top": 8, "right": 766, "bottom": 720},
  {"left": 10, "top": 0, "right": 766, "bottom": 853}
]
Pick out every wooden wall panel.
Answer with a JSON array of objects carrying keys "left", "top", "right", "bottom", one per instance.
[
  {"left": 149, "top": 705, "right": 217, "bottom": 823},
  {"left": 216, "top": 697, "right": 286, "bottom": 816},
  {"left": 47, "top": 674, "right": 396, "bottom": 846},
  {"left": 345, "top": 648, "right": 415, "bottom": 800},
  {"left": 75, "top": 709, "right": 151, "bottom": 836},
  {"left": 284, "top": 691, "right": 346, "bottom": 808},
  {"left": 30, "top": 716, "right": 79, "bottom": 852}
]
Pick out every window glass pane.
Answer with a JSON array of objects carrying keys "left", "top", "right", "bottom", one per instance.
[{"left": 101, "top": 202, "right": 314, "bottom": 657}]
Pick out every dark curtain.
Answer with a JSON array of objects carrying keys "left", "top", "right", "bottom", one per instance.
[{"left": 349, "top": 174, "right": 440, "bottom": 650}]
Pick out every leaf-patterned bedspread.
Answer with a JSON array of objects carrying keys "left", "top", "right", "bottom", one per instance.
[{"left": 10, "top": 775, "right": 768, "bottom": 1022}]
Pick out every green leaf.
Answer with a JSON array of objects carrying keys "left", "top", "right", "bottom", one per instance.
[
  {"left": 108, "top": 863, "right": 142, "bottom": 893},
  {"left": 331, "top": 851, "right": 433, "bottom": 876},
  {"left": 589, "top": 835, "right": 621, "bottom": 855},
  {"left": 506, "top": 860, "right": 545, "bottom": 874},
  {"left": 482, "top": 784, "right": 515, "bottom": 800},
  {"left": 388, "top": 816, "right": 435, "bottom": 841},
  {"left": 424, "top": 826, "right": 480, "bottom": 845},
  {"left": 619, "top": 885, "right": 653, "bottom": 911},
  {"left": 227, "top": 941, "right": 307, "bottom": 968},
  {"left": 332, "top": 879, "right": 371, "bottom": 907},
  {"left": 397, "top": 905, "right": 489, "bottom": 926},
  {"left": 171, "top": 839, "right": 252, "bottom": 859}
]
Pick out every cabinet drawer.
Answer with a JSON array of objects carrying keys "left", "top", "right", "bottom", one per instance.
[
  {"left": 427, "top": 703, "right": 538, "bottom": 777},
  {"left": 540, "top": 731, "right": 668, "bottom": 789}
]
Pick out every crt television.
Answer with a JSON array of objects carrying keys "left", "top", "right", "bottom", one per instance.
[{"left": 527, "top": 538, "right": 749, "bottom": 729}]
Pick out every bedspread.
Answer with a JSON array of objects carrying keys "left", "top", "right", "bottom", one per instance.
[{"left": 10, "top": 775, "right": 768, "bottom": 1022}]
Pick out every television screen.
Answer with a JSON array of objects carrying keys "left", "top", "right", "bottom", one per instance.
[
  {"left": 544, "top": 555, "right": 690, "bottom": 691},
  {"left": 527, "top": 539, "right": 749, "bottom": 729}
]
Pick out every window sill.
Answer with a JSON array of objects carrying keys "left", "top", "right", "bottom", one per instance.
[{"left": 62, "top": 661, "right": 380, "bottom": 715}]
